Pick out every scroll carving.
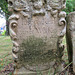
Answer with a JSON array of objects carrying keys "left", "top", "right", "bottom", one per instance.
[
  {"left": 57, "top": 11, "right": 66, "bottom": 61},
  {"left": 59, "top": 11, "right": 66, "bottom": 36},
  {"left": 9, "top": 14, "right": 20, "bottom": 68}
]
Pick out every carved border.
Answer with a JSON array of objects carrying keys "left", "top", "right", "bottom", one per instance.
[
  {"left": 9, "top": 14, "right": 20, "bottom": 68},
  {"left": 57, "top": 11, "right": 66, "bottom": 61}
]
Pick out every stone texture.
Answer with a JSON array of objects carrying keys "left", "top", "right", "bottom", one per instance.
[
  {"left": 66, "top": 12, "right": 75, "bottom": 72},
  {"left": 8, "top": 0, "right": 66, "bottom": 74}
]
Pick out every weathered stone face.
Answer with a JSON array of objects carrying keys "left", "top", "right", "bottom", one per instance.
[
  {"left": 8, "top": 0, "right": 66, "bottom": 74},
  {"left": 66, "top": 12, "right": 75, "bottom": 72}
]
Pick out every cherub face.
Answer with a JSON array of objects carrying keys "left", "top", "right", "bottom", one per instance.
[
  {"left": 47, "top": 0, "right": 62, "bottom": 9},
  {"left": 32, "top": 0, "right": 43, "bottom": 9},
  {"left": 8, "top": 0, "right": 14, "bottom": 11}
]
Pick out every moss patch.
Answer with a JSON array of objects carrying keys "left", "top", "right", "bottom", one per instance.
[{"left": 18, "top": 36, "right": 60, "bottom": 65}]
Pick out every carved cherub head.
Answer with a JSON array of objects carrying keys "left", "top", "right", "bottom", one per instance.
[
  {"left": 32, "top": 0, "right": 44, "bottom": 9},
  {"left": 8, "top": 0, "right": 14, "bottom": 11},
  {"left": 46, "top": 0, "right": 66, "bottom": 10},
  {"left": 8, "top": 0, "right": 29, "bottom": 12},
  {"left": 14, "top": 0, "right": 29, "bottom": 11}
]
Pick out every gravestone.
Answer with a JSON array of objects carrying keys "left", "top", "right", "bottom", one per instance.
[
  {"left": 8, "top": 0, "right": 66, "bottom": 75},
  {"left": 66, "top": 12, "right": 75, "bottom": 72}
]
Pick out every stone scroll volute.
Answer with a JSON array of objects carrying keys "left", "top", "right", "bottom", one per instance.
[{"left": 8, "top": 0, "right": 66, "bottom": 75}]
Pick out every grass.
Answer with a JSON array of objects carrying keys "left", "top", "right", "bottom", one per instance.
[
  {"left": 0, "top": 36, "right": 12, "bottom": 53},
  {"left": 0, "top": 36, "right": 13, "bottom": 72},
  {"left": 62, "top": 36, "right": 68, "bottom": 64}
]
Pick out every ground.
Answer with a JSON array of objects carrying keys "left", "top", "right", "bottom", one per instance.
[{"left": 0, "top": 36, "right": 14, "bottom": 75}]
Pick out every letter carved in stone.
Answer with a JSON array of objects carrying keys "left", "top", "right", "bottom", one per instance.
[{"left": 8, "top": 0, "right": 66, "bottom": 75}]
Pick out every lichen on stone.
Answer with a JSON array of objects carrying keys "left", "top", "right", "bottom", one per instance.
[{"left": 18, "top": 36, "right": 59, "bottom": 65}]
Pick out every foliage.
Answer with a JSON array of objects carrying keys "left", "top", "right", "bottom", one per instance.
[
  {"left": 0, "top": 0, "right": 10, "bottom": 19},
  {"left": 64, "top": 0, "right": 75, "bottom": 14},
  {"left": 1, "top": 30, "right": 6, "bottom": 35},
  {"left": 0, "top": 0, "right": 10, "bottom": 35}
]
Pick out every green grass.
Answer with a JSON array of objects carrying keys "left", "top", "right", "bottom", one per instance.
[
  {"left": 62, "top": 36, "right": 68, "bottom": 64},
  {"left": 0, "top": 36, "right": 13, "bottom": 72},
  {"left": 0, "top": 36, "right": 12, "bottom": 53}
]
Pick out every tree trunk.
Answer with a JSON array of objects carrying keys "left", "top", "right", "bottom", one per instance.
[{"left": 6, "top": 19, "right": 9, "bottom": 35}]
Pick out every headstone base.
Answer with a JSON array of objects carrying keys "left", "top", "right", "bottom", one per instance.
[{"left": 13, "top": 65, "right": 63, "bottom": 75}]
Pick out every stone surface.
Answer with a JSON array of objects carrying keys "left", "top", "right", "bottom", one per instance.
[
  {"left": 8, "top": 0, "right": 66, "bottom": 74},
  {"left": 66, "top": 12, "right": 75, "bottom": 72}
]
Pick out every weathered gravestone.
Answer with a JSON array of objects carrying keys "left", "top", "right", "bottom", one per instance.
[
  {"left": 8, "top": 0, "right": 66, "bottom": 75},
  {"left": 66, "top": 12, "right": 75, "bottom": 73}
]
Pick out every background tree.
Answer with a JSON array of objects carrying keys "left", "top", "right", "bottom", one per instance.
[
  {"left": 0, "top": 0, "right": 11, "bottom": 35},
  {"left": 64, "top": 0, "right": 75, "bottom": 14}
]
